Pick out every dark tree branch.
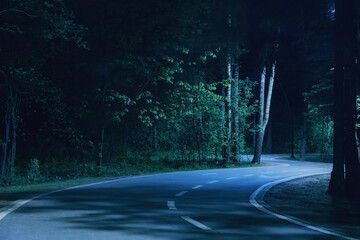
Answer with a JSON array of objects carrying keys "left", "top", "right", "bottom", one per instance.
[{"left": 0, "top": 8, "right": 37, "bottom": 18}]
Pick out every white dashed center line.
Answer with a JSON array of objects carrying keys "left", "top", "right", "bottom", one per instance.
[
  {"left": 203, "top": 173, "right": 217, "bottom": 175},
  {"left": 176, "top": 191, "right": 188, "bottom": 197},
  {"left": 259, "top": 175, "right": 273, "bottom": 178},
  {"left": 226, "top": 177, "right": 238, "bottom": 180},
  {"left": 181, "top": 216, "right": 212, "bottom": 230},
  {"left": 207, "top": 180, "right": 219, "bottom": 184},
  {"left": 192, "top": 185, "right": 203, "bottom": 189},
  {"left": 244, "top": 174, "right": 254, "bottom": 177},
  {"left": 167, "top": 201, "right": 177, "bottom": 210}
]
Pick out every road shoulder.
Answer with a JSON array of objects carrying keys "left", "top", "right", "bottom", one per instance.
[{"left": 264, "top": 174, "right": 360, "bottom": 239}]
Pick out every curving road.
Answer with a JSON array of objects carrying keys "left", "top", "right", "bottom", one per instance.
[{"left": 0, "top": 155, "right": 340, "bottom": 240}]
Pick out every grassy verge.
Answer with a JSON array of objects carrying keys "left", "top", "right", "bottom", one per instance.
[{"left": 264, "top": 174, "right": 360, "bottom": 238}]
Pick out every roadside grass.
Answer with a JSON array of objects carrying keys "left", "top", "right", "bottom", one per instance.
[
  {"left": 0, "top": 159, "right": 266, "bottom": 209},
  {"left": 264, "top": 174, "right": 360, "bottom": 239}
]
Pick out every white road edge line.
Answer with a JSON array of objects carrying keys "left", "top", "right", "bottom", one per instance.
[
  {"left": 176, "top": 191, "right": 188, "bottom": 197},
  {"left": 181, "top": 216, "right": 212, "bottom": 230},
  {"left": 0, "top": 174, "right": 164, "bottom": 222},
  {"left": 167, "top": 201, "right": 177, "bottom": 210},
  {"left": 0, "top": 159, "right": 290, "bottom": 222},
  {"left": 207, "top": 180, "right": 219, "bottom": 184},
  {"left": 244, "top": 174, "right": 254, "bottom": 177},
  {"left": 249, "top": 172, "right": 359, "bottom": 240},
  {"left": 203, "top": 173, "right": 217, "bottom": 175},
  {"left": 192, "top": 185, "right": 203, "bottom": 189}
]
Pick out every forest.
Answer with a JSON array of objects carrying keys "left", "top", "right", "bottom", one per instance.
[{"left": 0, "top": 0, "right": 359, "bottom": 198}]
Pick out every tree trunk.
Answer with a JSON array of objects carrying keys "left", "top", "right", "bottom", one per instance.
[
  {"left": 252, "top": 62, "right": 276, "bottom": 164},
  {"left": 265, "top": 113, "right": 272, "bottom": 153},
  {"left": 300, "top": 101, "right": 308, "bottom": 161},
  {"left": 234, "top": 65, "right": 240, "bottom": 160},
  {"left": 221, "top": 84, "right": 226, "bottom": 160},
  {"left": 252, "top": 66, "right": 266, "bottom": 164},
  {"left": 342, "top": 0, "right": 360, "bottom": 197},
  {"left": 10, "top": 91, "right": 18, "bottom": 176},
  {"left": 1, "top": 105, "right": 10, "bottom": 181},
  {"left": 329, "top": 0, "right": 350, "bottom": 196},
  {"left": 99, "top": 127, "right": 104, "bottom": 168},
  {"left": 154, "top": 125, "right": 158, "bottom": 151},
  {"left": 227, "top": 51, "right": 232, "bottom": 162},
  {"left": 290, "top": 112, "right": 295, "bottom": 159}
]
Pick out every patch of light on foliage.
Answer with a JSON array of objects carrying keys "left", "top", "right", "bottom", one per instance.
[{"left": 327, "top": 0, "right": 335, "bottom": 21}]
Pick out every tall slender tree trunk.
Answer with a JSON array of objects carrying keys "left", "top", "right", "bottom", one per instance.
[
  {"left": 253, "top": 66, "right": 266, "bottom": 163},
  {"left": 290, "top": 112, "right": 295, "bottom": 159},
  {"left": 252, "top": 62, "right": 276, "bottom": 164},
  {"left": 234, "top": 65, "right": 240, "bottom": 160},
  {"left": 226, "top": 51, "right": 232, "bottom": 162},
  {"left": 300, "top": 101, "right": 308, "bottom": 161},
  {"left": 99, "top": 76, "right": 106, "bottom": 168},
  {"left": 154, "top": 125, "right": 158, "bottom": 151},
  {"left": 1, "top": 104, "right": 10, "bottom": 181},
  {"left": 10, "top": 91, "right": 18, "bottom": 175},
  {"left": 265, "top": 113, "right": 272, "bottom": 153},
  {"left": 99, "top": 127, "right": 104, "bottom": 168},
  {"left": 225, "top": 11, "right": 232, "bottom": 162},
  {"left": 221, "top": 84, "right": 226, "bottom": 160}
]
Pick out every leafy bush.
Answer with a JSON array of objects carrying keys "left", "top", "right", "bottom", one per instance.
[{"left": 27, "top": 158, "right": 44, "bottom": 184}]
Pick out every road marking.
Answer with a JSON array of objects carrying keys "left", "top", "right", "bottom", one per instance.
[
  {"left": 181, "top": 216, "right": 212, "bottom": 230},
  {"left": 0, "top": 199, "right": 33, "bottom": 221},
  {"left": 176, "top": 191, "right": 188, "bottom": 197},
  {"left": 167, "top": 201, "right": 177, "bottom": 210},
  {"left": 203, "top": 173, "right": 217, "bottom": 175},
  {"left": 207, "top": 180, "right": 219, "bottom": 184},
  {"left": 259, "top": 175, "right": 273, "bottom": 178},
  {"left": 0, "top": 160, "right": 280, "bottom": 222},
  {"left": 192, "top": 185, "right": 203, "bottom": 189},
  {"left": 226, "top": 177, "right": 238, "bottom": 180},
  {"left": 249, "top": 172, "right": 358, "bottom": 240},
  {"left": 244, "top": 174, "right": 254, "bottom": 177}
]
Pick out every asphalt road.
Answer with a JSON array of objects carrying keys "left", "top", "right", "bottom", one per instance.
[{"left": 0, "top": 155, "right": 338, "bottom": 240}]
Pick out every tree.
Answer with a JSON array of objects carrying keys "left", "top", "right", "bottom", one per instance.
[
  {"left": 252, "top": 60, "right": 276, "bottom": 163},
  {"left": 0, "top": 0, "right": 86, "bottom": 182},
  {"left": 329, "top": 0, "right": 360, "bottom": 198}
]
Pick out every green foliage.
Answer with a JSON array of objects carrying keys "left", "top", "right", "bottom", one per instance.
[
  {"left": 307, "top": 104, "right": 333, "bottom": 155},
  {"left": 27, "top": 158, "right": 44, "bottom": 184}
]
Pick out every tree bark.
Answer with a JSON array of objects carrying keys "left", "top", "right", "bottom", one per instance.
[
  {"left": 329, "top": 0, "right": 360, "bottom": 197},
  {"left": 226, "top": 51, "right": 232, "bottom": 162},
  {"left": 154, "top": 125, "right": 158, "bottom": 151},
  {"left": 0, "top": 104, "right": 10, "bottom": 181},
  {"left": 342, "top": 0, "right": 360, "bottom": 197},
  {"left": 265, "top": 112, "right": 272, "bottom": 153},
  {"left": 10, "top": 91, "right": 18, "bottom": 176},
  {"left": 99, "top": 127, "right": 104, "bottom": 168},
  {"left": 300, "top": 101, "right": 308, "bottom": 161},
  {"left": 221, "top": 84, "right": 226, "bottom": 160},
  {"left": 252, "top": 62, "right": 276, "bottom": 164},
  {"left": 252, "top": 66, "right": 266, "bottom": 164},
  {"left": 234, "top": 65, "right": 240, "bottom": 160}
]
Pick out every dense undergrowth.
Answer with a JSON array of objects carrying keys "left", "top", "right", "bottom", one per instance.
[{"left": 0, "top": 152, "right": 253, "bottom": 187}]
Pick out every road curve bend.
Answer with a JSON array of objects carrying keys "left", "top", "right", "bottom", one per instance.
[{"left": 0, "top": 155, "right": 344, "bottom": 240}]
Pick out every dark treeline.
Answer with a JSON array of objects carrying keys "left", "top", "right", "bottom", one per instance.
[{"left": 0, "top": 0, "right": 359, "bottom": 197}]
